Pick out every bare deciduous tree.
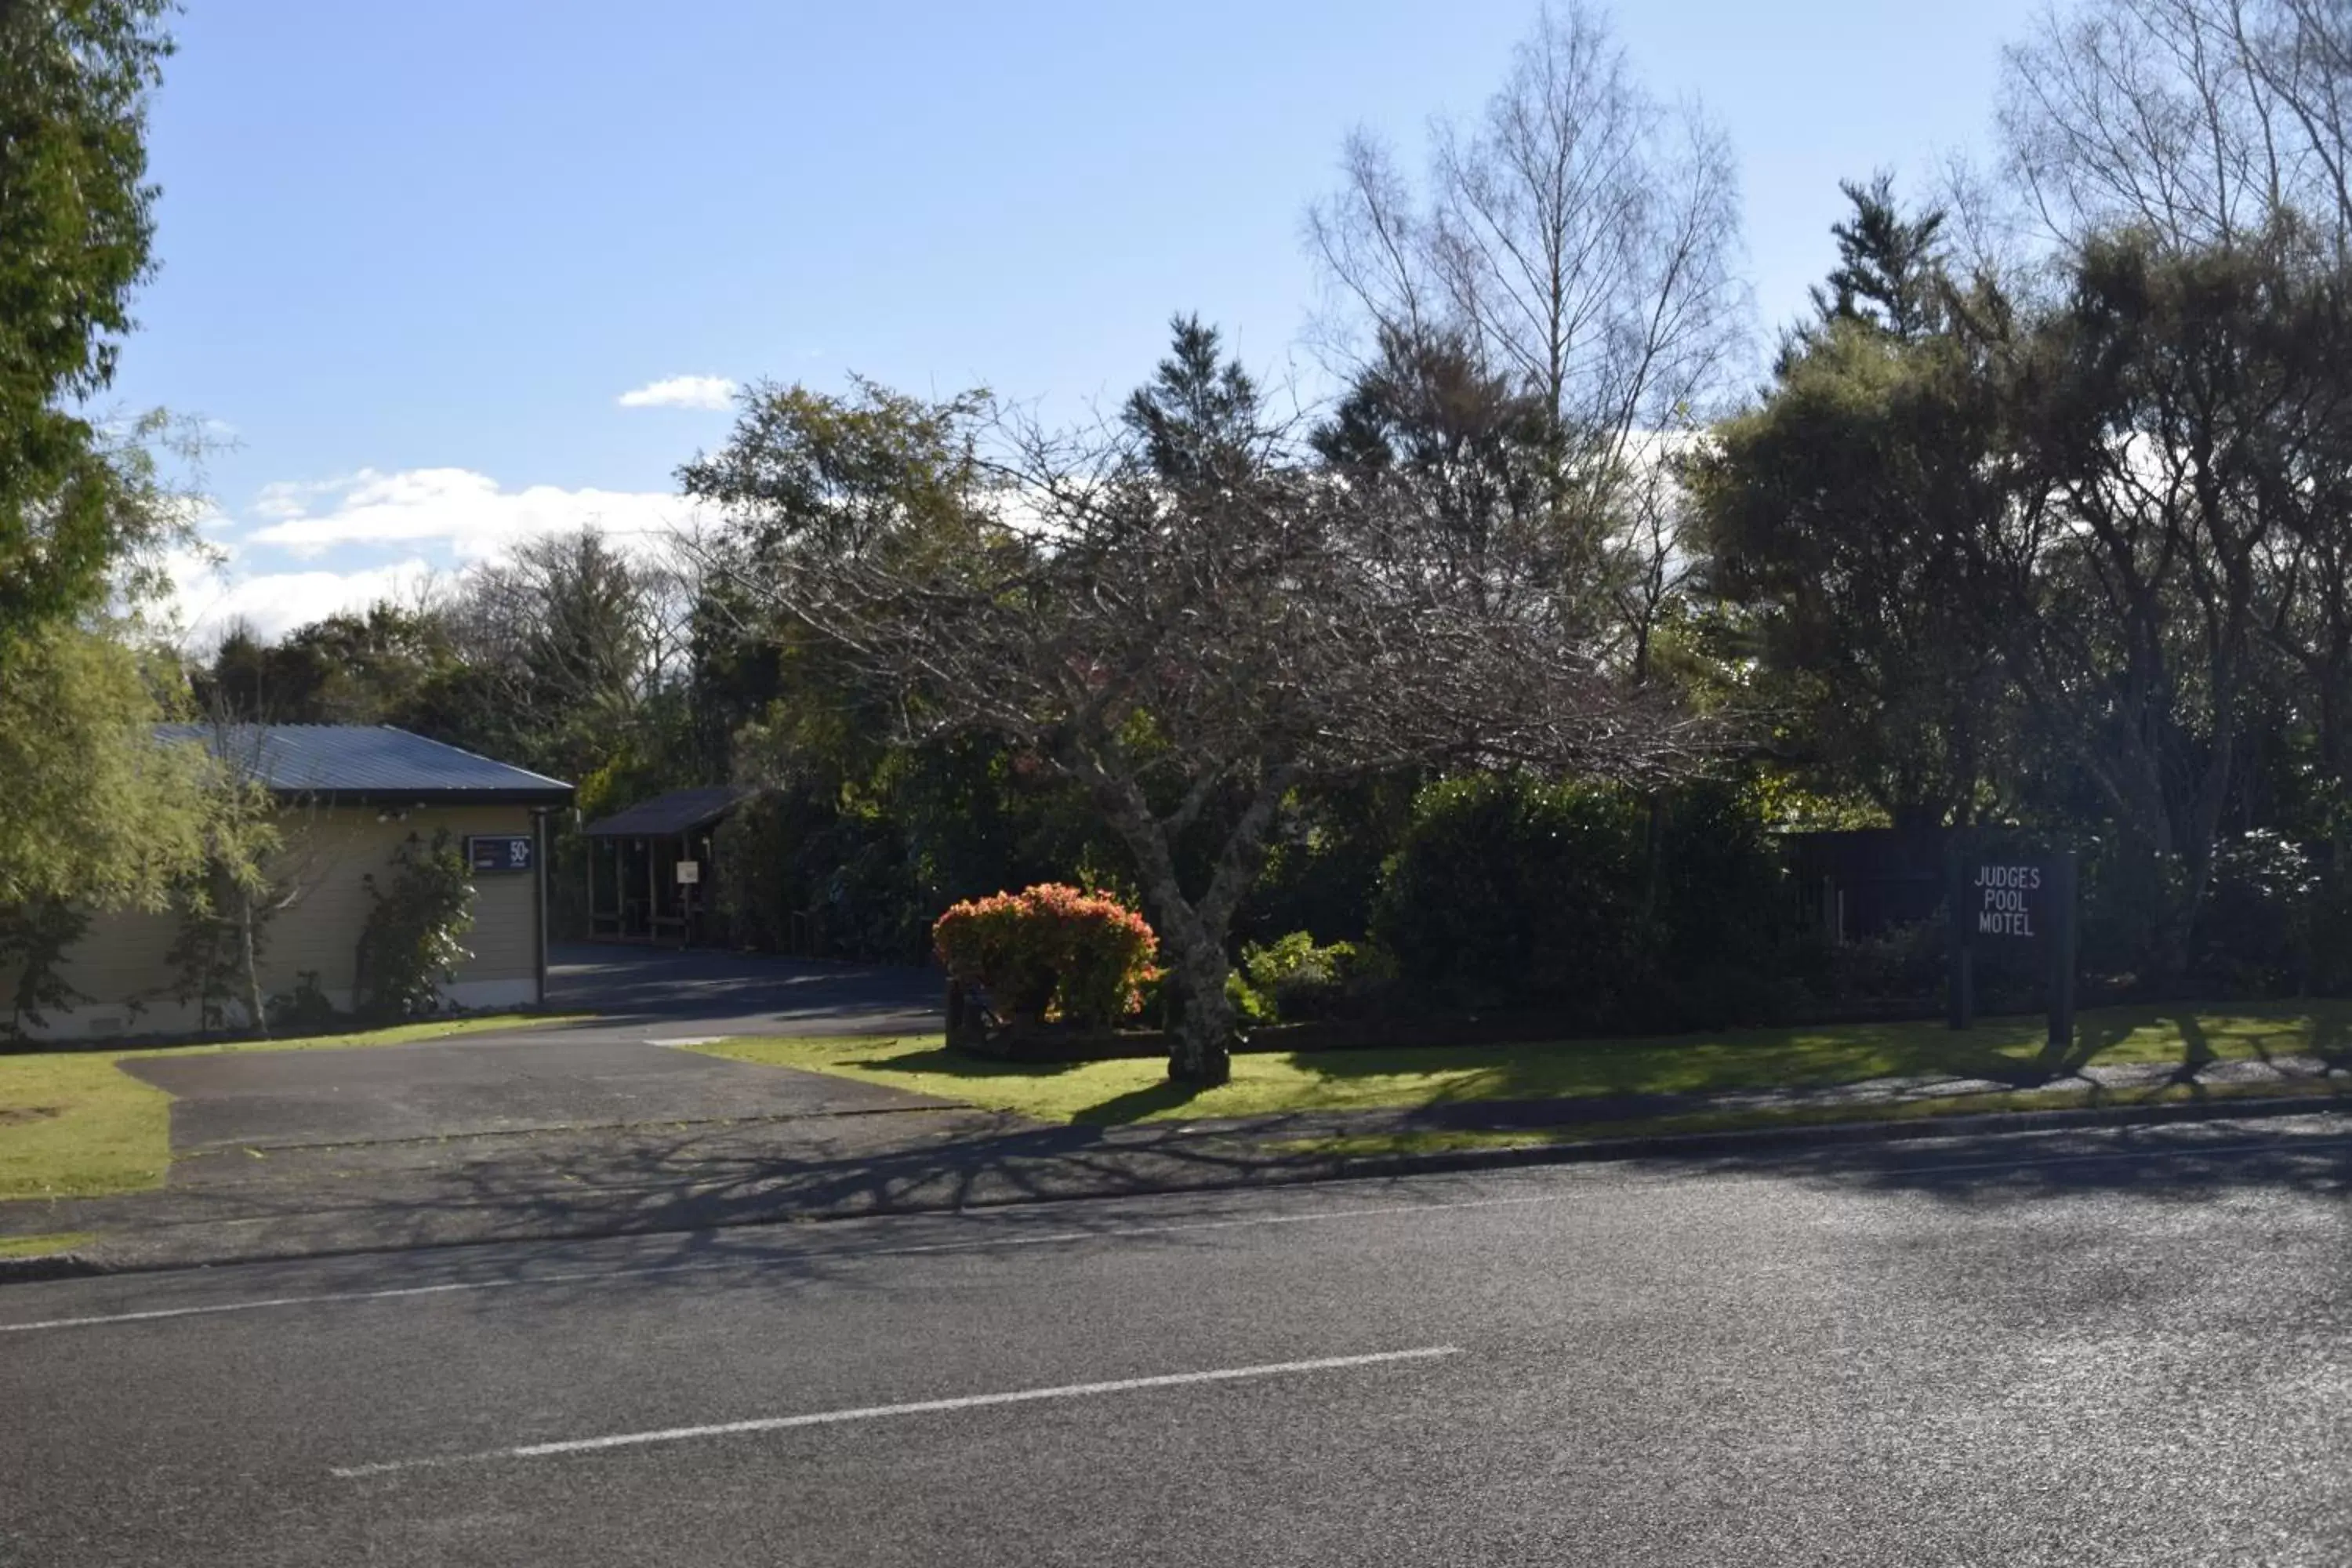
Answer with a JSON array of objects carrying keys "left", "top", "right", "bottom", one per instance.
[
  {"left": 443, "top": 527, "right": 693, "bottom": 736},
  {"left": 1305, "top": 2, "right": 1748, "bottom": 667},
  {"left": 1999, "top": 0, "right": 2352, "bottom": 256},
  {"left": 685, "top": 368, "right": 1718, "bottom": 1086}
]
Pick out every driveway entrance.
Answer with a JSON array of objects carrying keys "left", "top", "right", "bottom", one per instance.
[
  {"left": 121, "top": 946, "right": 948, "bottom": 1152},
  {"left": 545, "top": 942, "right": 941, "bottom": 1038}
]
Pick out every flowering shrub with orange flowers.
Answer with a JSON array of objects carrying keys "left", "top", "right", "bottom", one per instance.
[{"left": 932, "top": 884, "right": 1159, "bottom": 1027}]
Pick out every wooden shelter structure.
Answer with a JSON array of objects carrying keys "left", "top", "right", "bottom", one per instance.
[
  {"left": 582, "top": 786, "right": 750, "bottom": 945},
  {"left": 1783, "top": 827, "right": 1951, "bottom": 944}
]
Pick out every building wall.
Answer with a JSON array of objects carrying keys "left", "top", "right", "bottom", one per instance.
[{"left": 31, "top": 804, "right": 543, "bottom": 1040}]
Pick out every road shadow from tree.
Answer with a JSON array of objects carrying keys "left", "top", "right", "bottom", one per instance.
[
  {"left": 1688, "top": 1112, "right": 2352, "bottom": 1209},
  {"left": 48, "top": 1107, "right": 2347, "bottom": 1327},
  {"left": 6, "top": 1105, "right": 1354, "bottom": 1272}
]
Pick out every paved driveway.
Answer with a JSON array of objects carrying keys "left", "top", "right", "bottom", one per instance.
[
  {"left": 121, "top": 946, "right": 949, "bottom": 1152},
  {"left": 546, "top": 942, "right": 942, "bottom": 1037}
]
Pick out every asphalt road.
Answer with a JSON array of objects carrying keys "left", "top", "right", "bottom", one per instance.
[{"left": 3, "top": 1116, "right": 2347, "bottom": 1566}]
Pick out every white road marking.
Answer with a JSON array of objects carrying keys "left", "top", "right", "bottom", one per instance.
[
  {"left": 0, "top": 1194, "right": 1570, "bottom": 1334},
  {"left": 328, "top": 1345, "right": 1464, "bottom": 1477},
  {"left": 0, "top": 1261, "right": 742, "bottom": 1334},
  {"left": 5, "top": 1127, "right": 2343, "bottom": 1336},
  {"left": 647, "top": 1036, "right": 724, "bottom": 1048}
]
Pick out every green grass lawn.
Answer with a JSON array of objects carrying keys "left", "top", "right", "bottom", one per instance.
[
  {"left": 0, "top": 1012, "right": 578, "bottom": 1203},
  {"left": 691, "top": 1000, "right": 2352, "bottom": 1128},
  {"left": 0, "top": 1231, "right": 96, "bottom": 1259},
  {"left": 97, "top": 1012, "right": 586, "bottom": 1058},
  {"left": 1275, "top": 1075, "right": 2352, "bottom": 1160}
]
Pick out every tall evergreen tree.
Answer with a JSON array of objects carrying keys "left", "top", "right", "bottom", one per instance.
[
  {"left": 1807, "top": 173, "right": 1949, "bottom": 341},
  {"left": 1120, "top": 314, "right": 1268, "bottom": 493}
]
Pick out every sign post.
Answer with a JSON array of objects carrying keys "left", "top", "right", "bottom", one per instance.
[
  {"left": 1948, "top": 837, "right": 2078, "bottom": 1054},
  {"left": 2045, "top": 848, "right": 2078, "bottom": 1057},
  {"left": 674, "top": 858, "right": 701, "bottom": 947},
  {"left": 1946, "top": 835, "right": 1974, "bottom": 1032}
]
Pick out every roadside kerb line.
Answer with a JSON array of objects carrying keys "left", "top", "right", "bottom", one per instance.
[
  {"left": 3, "top": 1127, "right": 2343, "bottom": 1336},
  {"left": 0, "top": 1194, "right": 1573, "bottom": 1334},
  {"left": 328, "top": 1345, "right": 1465, "bottom": 1477}
]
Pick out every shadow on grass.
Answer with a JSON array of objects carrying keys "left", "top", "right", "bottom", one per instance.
[
  {"left": 856, "top": 1044, "right": 1093, "bottom": 1082},
  {"left": 2296, "top": 1007, "right": 2352, "bottom": 1069},
  {"left": 1071, "top": 1080, "right": 1214, "bottom": 1124},
  {"left": 744, "top": 1001, "right": 2352, "bottom": 1131},
  {"left": 1247, "top": 1017, "right": 2065, "bottom": 1108},
  {"left": 2165, "top": 1010, "right": 2216, "bottom": 1086},
  {"left": 854, "top": 1044, "right": 1212, "bottom": 1126}
]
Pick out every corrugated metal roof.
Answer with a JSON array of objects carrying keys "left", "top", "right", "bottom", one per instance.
[
  {"left": 154, "top": 724, "right": 574, "bottom": 804},
  {"left": 583, "top": 786, "right": 751, "bottom": 839}
]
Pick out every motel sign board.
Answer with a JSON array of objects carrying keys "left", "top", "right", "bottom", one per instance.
[
  {"left": 1973, "top": 861, "right": 2044, "bottom": 938},
  {"left": 1948, "top": 840, "right": 2078, "bottom": 1051}
]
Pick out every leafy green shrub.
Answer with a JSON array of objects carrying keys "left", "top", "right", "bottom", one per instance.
[
  {"left": 1373, "top": 775, "right": 1650, "bottom": 1022},
  {"left": 1372, "top": 773, "right": 1806, "bottom": 1029},
  {"left": 2074, "top": 835, "right": 2179, "bottom": 984},
  {"left": 2192, "top": 829, "right": 2321, "bottom": 995},
  {"left": 1226, "top": 968, "right": 1274, "bottom": 1027},
  {"left": 1240, "top": 773, "right": 1420, "bottom": 946},
  {"left": 1646, "top": 780, "right": 1809, "bottom": 991},
  {"left": 713, "top": 783, "right": 935, "bottom": 960},
  {"left": 2303, "top": 851, "right": 2352, "bottom": 996},
  {"left": 1236, "top": 931, "right": 1394, "bottom": 1022},
  {"left": 1827, "top": 919, "right": 1947, "bottom": 1000},
  {"left": 354, "top": 831, "right": 475, "bottom": 1020},
  {"left": 933, "top": 884, "right": 1157, "bottom": 1027},
  {"left": 268, "top": 970, "right": 340, "bottom": 1033}
]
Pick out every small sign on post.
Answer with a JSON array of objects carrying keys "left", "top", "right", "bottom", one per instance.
[
  {"left": 674, "top": 859, "right": 700, "bottom": 886},
  {"left": 1948, "top": 837, "right": 2078, "bottom": 1054}
]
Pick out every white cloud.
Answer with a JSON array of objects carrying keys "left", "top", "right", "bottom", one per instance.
[
  {"left": 250, "top": 474, "right": 360, "bottom": 521},
  {"left": 165, "top": 551, "right": 441, "bottom": 646},
  {"left": 616, "top": 374, "right": 737, "bottom": 411},
  {"left": 154, "top": 464, "right": 724, "bottom": 648},
  {"left": 241, "top": 466, "right": 709, "bottom": 561}
]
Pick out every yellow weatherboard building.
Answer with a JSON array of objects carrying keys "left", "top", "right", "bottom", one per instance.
[{"left": 24, "top": 725, "right": 573, "bottom": 1040}]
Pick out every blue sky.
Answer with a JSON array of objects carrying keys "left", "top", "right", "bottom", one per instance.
[{"left": 125, "top": 0, "right": 2044, "bottom": 639}]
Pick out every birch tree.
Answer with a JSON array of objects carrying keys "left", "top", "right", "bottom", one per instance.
[{"left": 1305, "top": 2, "right": 1748, "bottom": 666}]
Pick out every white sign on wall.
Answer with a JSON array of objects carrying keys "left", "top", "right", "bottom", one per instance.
[{"left": 674, "top": 859, "right": 701, "bottom": 885}]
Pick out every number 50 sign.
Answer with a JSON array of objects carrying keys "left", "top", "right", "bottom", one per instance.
[{"left": 466, "top": 834, "right": 535, "bottom": 874}]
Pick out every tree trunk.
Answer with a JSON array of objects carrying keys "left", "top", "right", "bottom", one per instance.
[
  {"left": 1164, "top": 935, "right": 1238, "bottom": 1087},
  {"left": 238, "top": 898, "right": 269, "bottom": 1039},
  {"left": 1073, "top": 753, "right": 1297, "bottom": 1089}
]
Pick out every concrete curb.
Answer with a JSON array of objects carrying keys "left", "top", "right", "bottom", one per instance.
[
  {"left": 4, "top": 1089, "right": 2344, "bottom": 1288},
  {"left": 0, "top": 1253, "right": 103, "bottom": 1284}
]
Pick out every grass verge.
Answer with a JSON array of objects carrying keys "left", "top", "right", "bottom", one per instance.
[
  {"left": 96, "top": 1012, "right": 587, "bottom": 1057},
  {"left": 0, "top": 1012, "right": 583, "bottom": 1203},
  {"left": 0, "top": 1055, "right": 173, "bottom": 1202},
  {"left": 693, "top": 1000, "right": 2352, "bottom": 1127},
  {"left": 1270, "top": 1075, "right": 2352, "bottom": 1160},
  {"left": 0, "top": 1231, "right": 97, "bottom": 1259}
]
